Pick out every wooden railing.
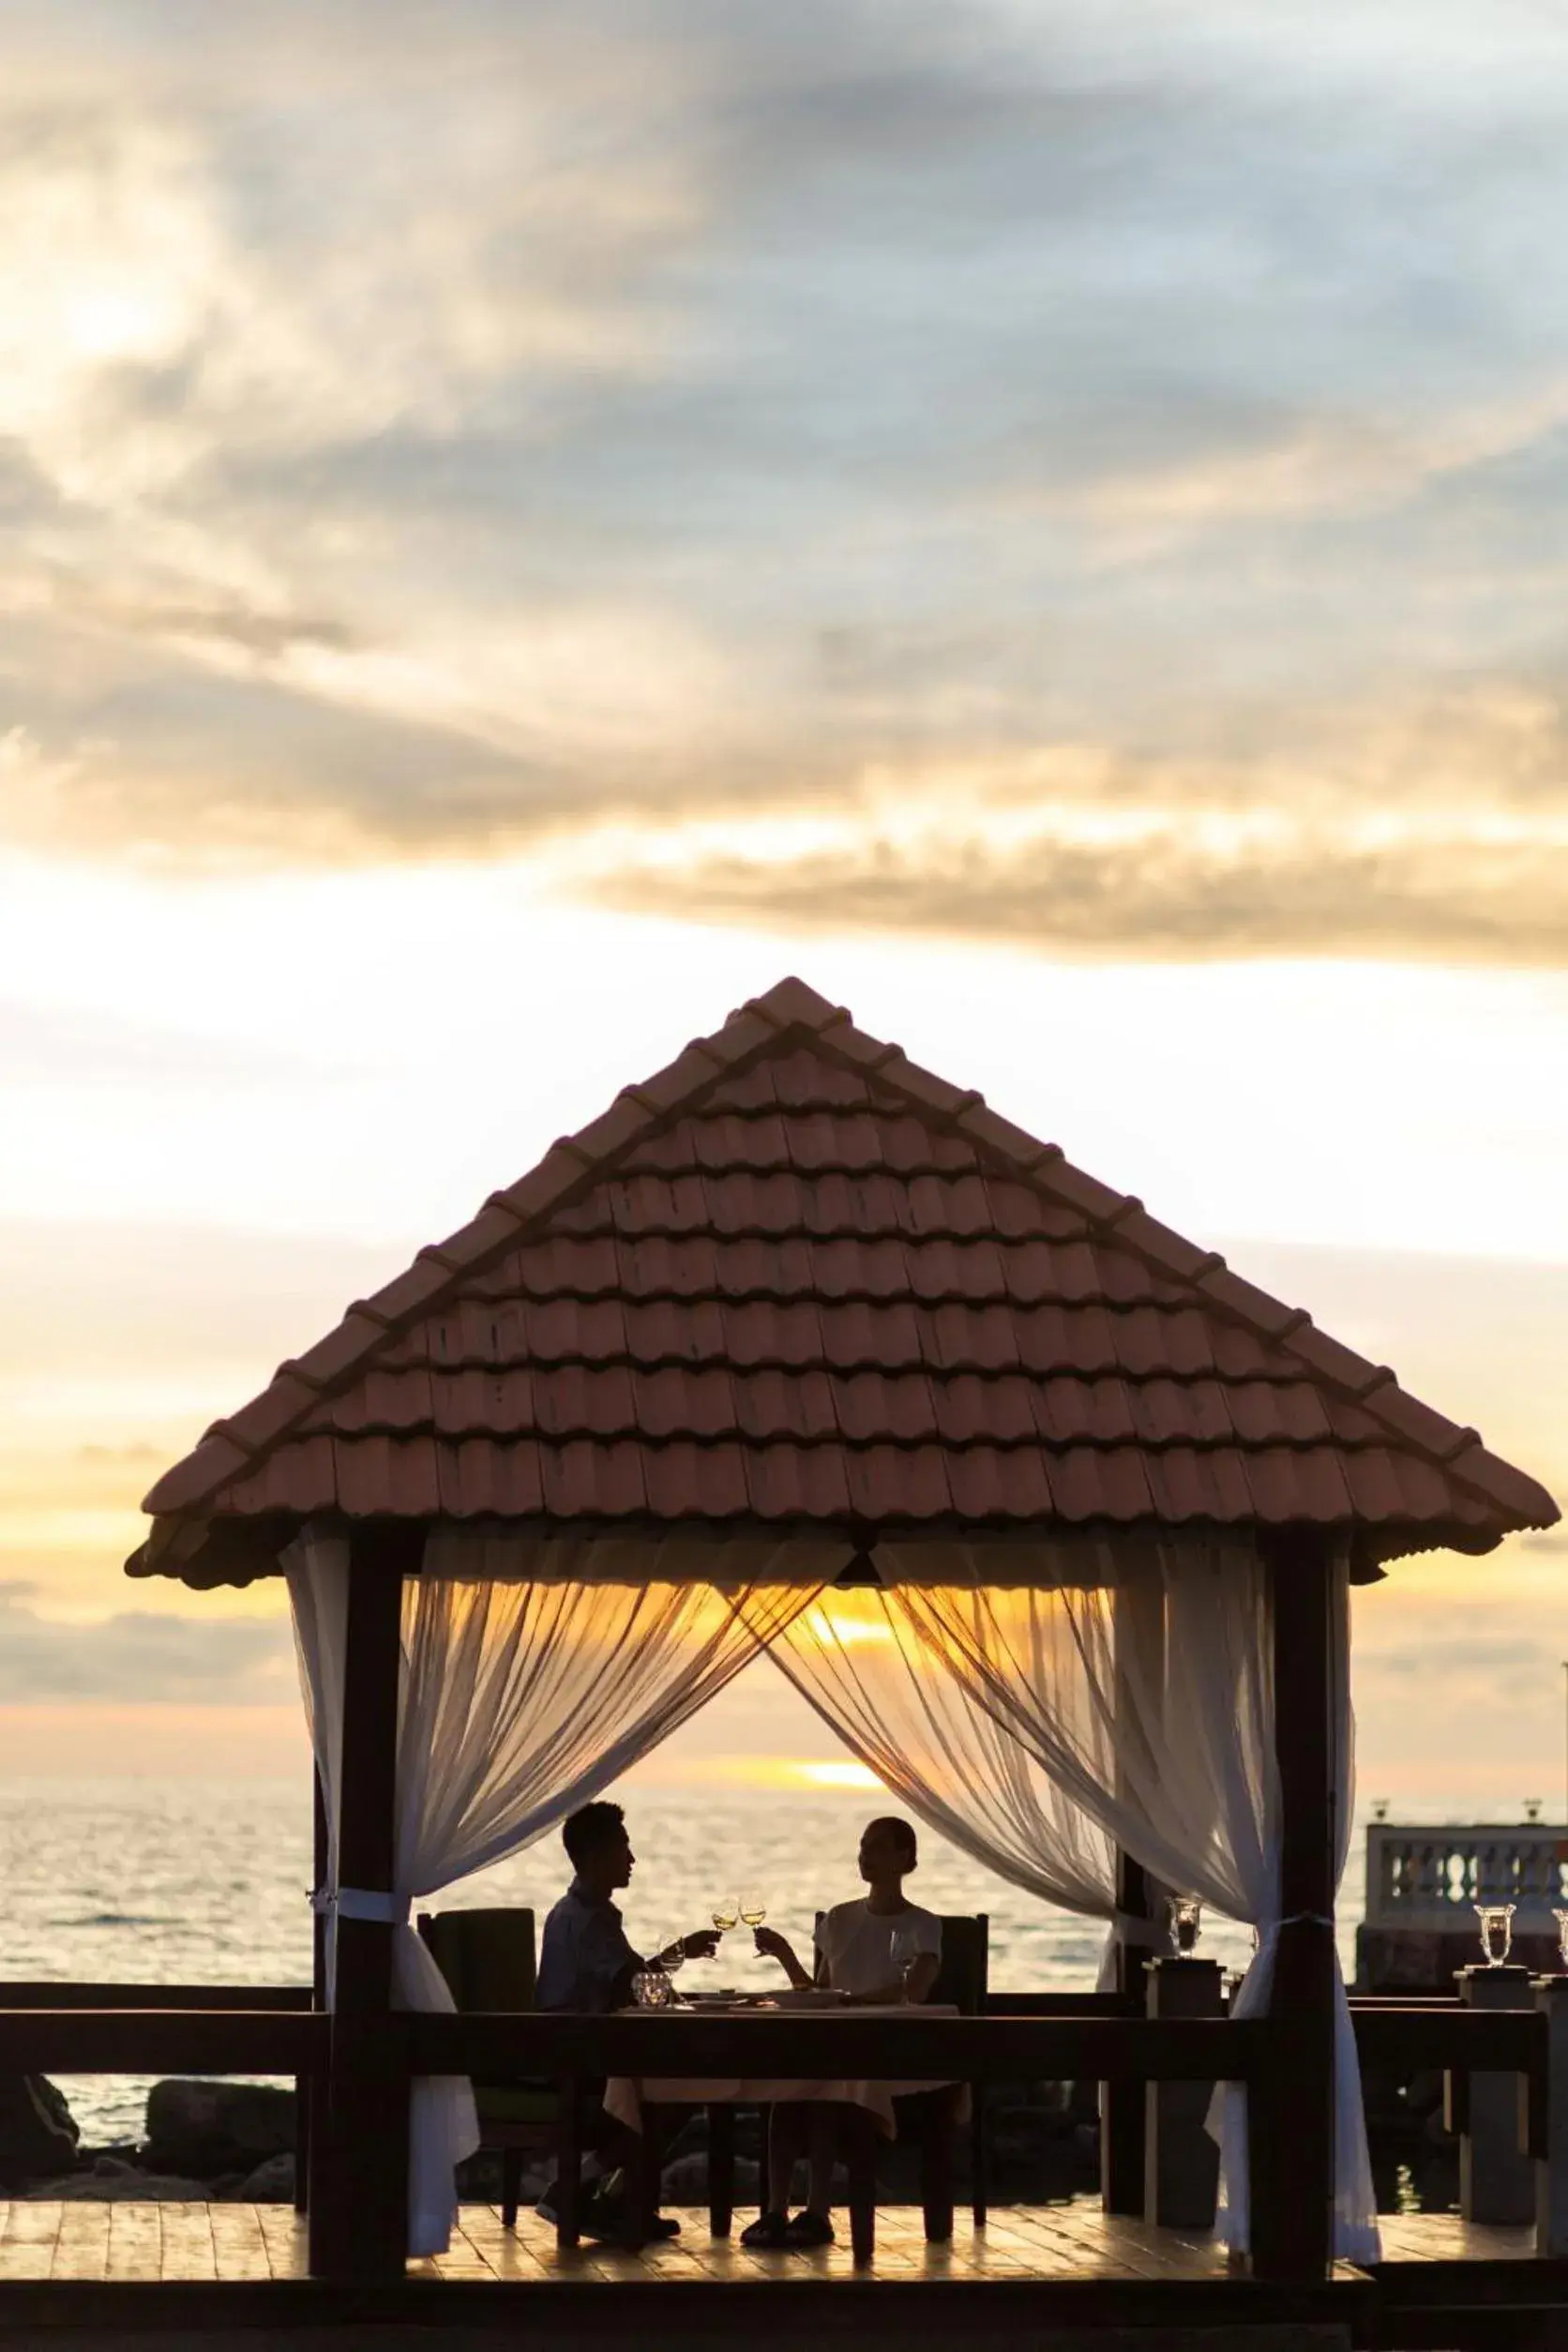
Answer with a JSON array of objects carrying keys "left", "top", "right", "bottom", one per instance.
[
  {"left": 0, "top": 1994, "right": 1550, "bottom": 2283},
  {"left": 1365, "top": 1822, "right": 1568, "bottom": 1928}
]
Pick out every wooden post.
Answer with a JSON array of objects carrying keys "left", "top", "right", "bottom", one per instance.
[
  {"left": 1251, "top": 1530, "right": 1339, "bottom": 2284},
  {"left": 316, "top": 1527, "right": 413, "bottom": 2282},
  {"left": 1456, "top": 1964, "right": 1535, "bottom": 2224},
  {"left": 297, "top": 1765, "right": 327, "bottom": 2218},
  {"left": 1144, "top": 1955, "right": 1222, "bottom": 2226},
  {"left": 1534, "top": 1973, "right": 1568, "bottom": 2254},
  {"left": 1102, "top": 1566, "right": 1162, "bottom": 2213},
  {"left": 1101, "top": 1847, "right": 1150, "bottom": 2210}
]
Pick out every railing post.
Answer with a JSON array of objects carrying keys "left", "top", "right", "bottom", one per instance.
[
  {"left": 314, "top": 1529, "right": 413, "bottom": 2282},
  {"left": 1143, "top": 1956, "right": 1222, "bottom": 2227},
  {"left": 1102, "top": 1569, "right": 1162, "bottom": 2215},
  {"left": 1250, "top": 1530, "right": 1338, "bottom": 2284},
  {"left": 1534, "top": 1975, "right": 1568, "bottom": 2254},
  {"left": 1455, "top": 1964, "right": 1535, "bottom": 2225},
  {"left": 1101, "top": 1847, "right": 1149, "bottom": 2212}
]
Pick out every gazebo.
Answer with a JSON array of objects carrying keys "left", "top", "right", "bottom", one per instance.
[{"left": 128, "top": 974, "right": 1559, "bottom": 2289}]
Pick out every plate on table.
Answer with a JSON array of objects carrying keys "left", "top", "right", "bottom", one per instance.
[{"left": 770, "top": 1987, "right": 851, "bottom": 2010}]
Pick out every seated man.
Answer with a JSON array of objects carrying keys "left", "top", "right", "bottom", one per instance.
[
  {"left": 746, "top": 1815, "right": 942, "bottom": 2247},
  {"left": 535, "top": 1799, "right": 719, "bottom": 2238}
]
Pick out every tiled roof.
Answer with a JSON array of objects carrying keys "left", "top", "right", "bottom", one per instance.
[{"left": 128, "top": 975, "right": 1559, "bottom": 1585}]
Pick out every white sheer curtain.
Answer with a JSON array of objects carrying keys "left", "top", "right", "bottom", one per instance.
[
  {"left": 286, "top": 1527, "right": 841, "bottom": 2255},
  {"left": 882, "top": 1536, "right": 1379, "bottom": 2265},
  {"left": 758, "top": 1583, "right": 1119, "bottom": 1946}
]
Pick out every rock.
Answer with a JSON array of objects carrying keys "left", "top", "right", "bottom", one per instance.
[
  {"left": 660, "top": 2151, "right": 761, "bottom": 2201},
  {"left": 0, "top": 2075, "right": 80, "bottom": 2188},
  {"left": 239, "top": 2152, "right": 296, "bottom": 2201},
  {"left": 143, "top": 2080, "right": 294, "bottom": 2179},
  {"left": 28, "top": 2172, "right": 212, "bottom": 2201}
]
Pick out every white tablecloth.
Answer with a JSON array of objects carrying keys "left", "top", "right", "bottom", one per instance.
[{"left": 604, "top": 2004, "right": 965, "bottom": 2139}]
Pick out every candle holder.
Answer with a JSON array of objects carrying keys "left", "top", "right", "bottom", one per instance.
[
  {"left": 1168, "top": 1895, "right": 1203, "bottom": 1955},
  {"left": 1474, "top": 1903, "right": 1515, "bottom": 1967},
  {"left": 631, "top": 1964, "right": 676, "bottom": 2009}
]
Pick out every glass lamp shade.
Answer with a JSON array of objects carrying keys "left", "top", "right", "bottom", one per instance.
[
  {"left": 1474, "top": 1904, "right": 1515, "bottom": 1967},
  {"left": 1167, "top": 1895, "right": 1203, "bottom": 1955}
]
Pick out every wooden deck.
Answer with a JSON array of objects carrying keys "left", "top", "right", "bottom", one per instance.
[{"left": 0, "top": 2196, "right": 1538, "bottom": 2284}]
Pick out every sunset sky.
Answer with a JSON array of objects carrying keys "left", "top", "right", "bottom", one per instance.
[{"left": 1, "top": 2, "right": 1564, "bottom": 1811}]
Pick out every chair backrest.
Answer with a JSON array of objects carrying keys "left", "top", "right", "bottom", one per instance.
[
  {"left": 812, "top": 1907, "right": 988, "bottom": 2012},
  {"left": 416, "top": 1907, "right": 537, "bottom": 2013},
  {"left": 930, "top": 1913, "right": 988, "bottom": 2015}
]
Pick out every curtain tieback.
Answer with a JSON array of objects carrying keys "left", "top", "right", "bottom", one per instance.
[
  {"left": 307, "top": 1885, "right": 412, "bottom": 1926},
  {"left": 1276, "top": 1910, "right": 1334, "bottom": 1929}
]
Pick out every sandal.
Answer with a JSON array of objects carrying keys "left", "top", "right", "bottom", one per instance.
[
  {"left": 739, "top": 2211, "right": 791, "bottom": 2248},
  {"left": 782, "top": 2209, "right": 835, "bottom": 2247}
]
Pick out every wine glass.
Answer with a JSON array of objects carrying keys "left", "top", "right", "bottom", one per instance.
[
  {"left": 1476, "top": 1903, "right": 1515, "bottom": 1967},
  {"left": 1168, "top": 1895, "right": 1203, "bottom": 1955},
  {"left": 888, "top": 1923, "right": 921, "bottom": 1999},
  {"left": 1553, "top": 1908, "right": 1568, "bottom": 1970},
  {"left": 740, "top": 1891, "right": 767, "bottom": 1930},
  {"left": 711, "top": 1893, "right": 740, "bottom": 1934}
]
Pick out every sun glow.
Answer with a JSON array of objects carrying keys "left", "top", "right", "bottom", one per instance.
[
  {"left": 803, "top": 1606, "right": 895, "bottom": 1648},
  {"left": 794, "top": 1759, "right": 884, "bottom": 1790}
]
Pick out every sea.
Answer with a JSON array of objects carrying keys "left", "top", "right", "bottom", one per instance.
[{"left": 4, "top": 1776, "right": 1366, "bottom": 2148}]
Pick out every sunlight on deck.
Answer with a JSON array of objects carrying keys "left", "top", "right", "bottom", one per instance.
[{"left": 0, "top": 2198, "right": 1539, "bottom": 2284}]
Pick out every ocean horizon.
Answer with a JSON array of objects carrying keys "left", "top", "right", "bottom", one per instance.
[{"left": 4, "top": 1772, "right": 1388, "bottom": 2148}]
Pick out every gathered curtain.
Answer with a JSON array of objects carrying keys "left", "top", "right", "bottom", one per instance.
[
  {"left": 285, "top": 1527, "right": 840, "bottom": 2255},
  {"left": 880, "top": 1535, "right": 1379, "bottom": 2266},
  {"left": 757, "top": 1584, "right": 1120, "bottom": 1965}
]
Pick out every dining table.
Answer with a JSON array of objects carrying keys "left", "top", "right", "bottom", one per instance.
[{"left": 601, "top": 1992, "right": 964, "bottom": 2262}]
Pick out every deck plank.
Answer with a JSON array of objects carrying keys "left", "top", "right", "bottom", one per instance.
[
  {"left": 210, "top": 2201, "right": 272, "bottom": 2282},
  {"left": 158, "top": 2200, "right": 217, "bottom": 2282},
  {"left": 106, "top": 2204, "right": 162, "bottom": 2283},
  {"left": 0, "top": 2195, "right": 1538, "bottom": 2285},
  {"left": 51, "top": 2202, "right": 110, "bottom": 2283},
  {"left": 255, "top": 2201, "right": 308, "bottom": 2280}
]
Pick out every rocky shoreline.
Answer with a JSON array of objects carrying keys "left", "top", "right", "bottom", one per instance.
[
  {"left": 2, "top": 2073, "right": 1104, "bottom": 2209},
  {"left": 3, "top": 2067, "right": 1461, "bottom": 2212}
]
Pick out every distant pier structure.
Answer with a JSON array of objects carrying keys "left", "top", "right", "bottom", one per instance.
[{"left": 1358, "top": 1810, "right": 1568, "bottom": 1988}]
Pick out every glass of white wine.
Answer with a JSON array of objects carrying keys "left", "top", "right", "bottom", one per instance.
[
  {"left": 740, "top": 1891, "right": 767, "bottom": 1931},
  {"left": 712, "top": 1893, "right": 740, "bottom": 1934},
  {"left": 888, "top": 1923, "right": 921, "bottom": 1999}
]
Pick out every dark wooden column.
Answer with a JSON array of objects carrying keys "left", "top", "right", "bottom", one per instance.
[
  {"left": 1102, "top": 1565, "right": 1162, "bottom": 2213},
  {"left": 314, "top": 1526, "right": 415, "bottom": 2281},
  {"left": 298, "top": 1765, "right": 328, "bottom": 2217},
  {"left": 1101, "top": 1847, "right": 1149, "bottom": 2210},
  {"left": 1250, "top": 1528, "right": 1340, "bottom": 2284}
]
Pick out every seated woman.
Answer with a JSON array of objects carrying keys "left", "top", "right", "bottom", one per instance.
[{"left": 744, "top": 1815, "right": 942, "bottom": 2248}]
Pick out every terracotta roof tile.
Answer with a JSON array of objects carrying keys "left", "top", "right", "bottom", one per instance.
[{"left": 129, "top": 973, "right": 1559, "bottom": 1579}]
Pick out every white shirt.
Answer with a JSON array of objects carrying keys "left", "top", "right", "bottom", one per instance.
[{"left": 815, "top": 1898, "right": 942, "bottom": 1997}]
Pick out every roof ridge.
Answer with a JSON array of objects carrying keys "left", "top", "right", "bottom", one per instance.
[
  {"left": 808, "top": 1025, "right": 1559, "bottom": 1530},
  {"left": 140, "top": 981, "right": 838, "bottom": 1521}
]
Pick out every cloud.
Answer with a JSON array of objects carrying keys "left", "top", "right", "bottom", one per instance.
[
  {"left": 0, "top": 1586, "right": 294, "bottom": 1703},
  {"left": 576, "top": 717, "right": 1568, "bottom": 960},
  {"left": 3, "top": 3, "right": 1568, "bottom": 957}
]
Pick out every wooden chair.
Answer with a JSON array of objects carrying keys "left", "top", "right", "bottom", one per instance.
[
  {"left": 417, "top": 1907, "right": 559, "bottom": 2228},
  {"left": 927, "top": 1911, "right": 989, "bottom": 2227},
  {"left": 888, "top": 1910, "right": 990, "bottom": 2243},
  {"left": 719, "top": 1909, "right": 989, "bottom": 2254}
]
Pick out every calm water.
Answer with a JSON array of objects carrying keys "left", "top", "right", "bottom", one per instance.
[{"left": 3, "top": 1777, "right": 1362, "bottom": 2147}]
